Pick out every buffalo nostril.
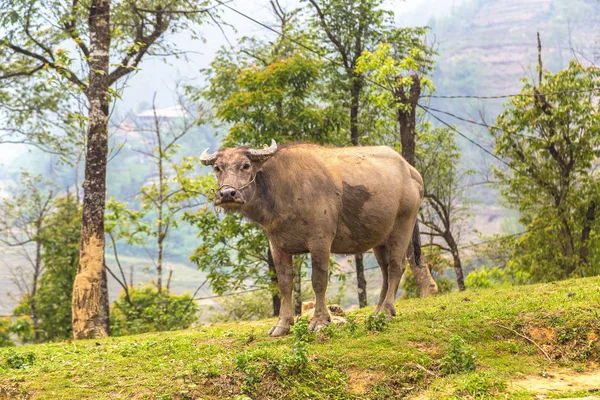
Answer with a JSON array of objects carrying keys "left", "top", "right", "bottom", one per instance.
[
  {"left": 219, "top": 191, "right": 224, "bottom": 198},
  {"left": 231, "top": 190, "right": 236, "bottom": 197}
]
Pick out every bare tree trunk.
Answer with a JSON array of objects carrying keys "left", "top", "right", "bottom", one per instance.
[
  {"left": 293, "top": 261, "right": 301, "bottom": 316},
  {"left": 355, "top": 253, "right": 367, "bottom": 307},
  {"left": 579, "top": 201, "right": 596, "bottom": 267},
  {"left": 446, "top": 233, "right": 465, "bottom": 291},
  {"left": 31, "top": 234, "right": 42, "bottom": 342},
  {"left": 72, "top": 0, "right": 111, "bottom": 339},
  {"left": 398, "top": 74, "right": 438, "bottom": 298},
  {"left": 155, "top": 97, "right": 164, "bottom": 294},
  {"left": 562, "top": 222, "right": 576, "bottom": 277},
  {"left": 451, "top": 250, "right": 466, "bottom": 291},
  {"left": 267, "top": 248, "right": 280, "bottom": 317},
  {"left": 350, "top": 75, "right": 368, "bottom": 308}
]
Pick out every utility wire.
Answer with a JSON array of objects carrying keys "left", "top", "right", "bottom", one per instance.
[
  {"left": 417, "top": 104, "right": 511, "bottom": 168},
  {"left": 216, "top": 1, "right": 515, "bottom": 168},
  {"left": 420, "top": 104, "right": 543, "bottom": 141},
  {"left": 420, "top": 104, "right": 496, "bottom": 130},
  {"left": 422, "top": 88, "right": 600, "bottom": 100}
]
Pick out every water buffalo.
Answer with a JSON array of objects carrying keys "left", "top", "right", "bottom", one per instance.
[{"left": 200, "top": 140, "right": 435, "bottom": 336}]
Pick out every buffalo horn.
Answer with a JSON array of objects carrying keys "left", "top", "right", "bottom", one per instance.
[
  {"left": 248, "top": 139, "right": 277, "bottom": 161},
  {"left": 199, "top": 148, "right": 218, "bottom": 166}
]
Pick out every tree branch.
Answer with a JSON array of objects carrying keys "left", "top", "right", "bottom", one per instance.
[{"left": 4, "top": 43, "right": 86, "bottom": 89}]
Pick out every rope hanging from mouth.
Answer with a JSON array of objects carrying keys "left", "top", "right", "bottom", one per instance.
[{"left": 209, "top": 174, "right": 258, "bottom": 202}]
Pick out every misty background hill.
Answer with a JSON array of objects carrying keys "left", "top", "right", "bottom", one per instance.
[{"left": 1, "top": 0, "right": 599, "bottom": 315}]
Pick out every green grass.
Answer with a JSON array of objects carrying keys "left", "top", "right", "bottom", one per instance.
[{"left": 1, "top": 277, "right": 599, "bottom": 399}]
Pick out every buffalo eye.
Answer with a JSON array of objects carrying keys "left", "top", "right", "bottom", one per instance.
[
  {"left": 242, "top": 163, "right": 251, "bottom": 170},
  {"left": 214, "top": 166, "right": 221, "bottom": 173}
]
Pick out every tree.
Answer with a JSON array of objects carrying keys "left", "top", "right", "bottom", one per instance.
[
  {"left": 305, "top": 0, "right": 393, "bottom": 306},
  {"left": 417, "top": 127, "right": 472, "bottom": 291},
  {"left": 0, "top": 0, "right": 215, "bottom": 339},
  {"left": 189, "top": 2, "right": 343, "bottom": 315},
  {"left": 356, "top": 36, "right": 439, "bottom": 297},
  {"left": 125, "top": 92, "right": 202, "bottom": 294},
  {"left": 0, "top": 174, "right": 56, "bottom": 342},
  {"left": 493, "top": 59, "right": 600, "bottom": 281}
]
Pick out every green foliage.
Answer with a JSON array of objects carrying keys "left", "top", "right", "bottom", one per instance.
[
  {"left": 0, "top": 318, "right": 14, "bottom": 347},
  {"left": 208, "top": 53, "right": 344, "bottom": 147},
  {"left": 8, "top": 316, "right": 35, "bottom": 345},
  {"left": 186, "top": 202, "right": 273, "bottom": 295},
  {"left": 191, "top": 362, "right": 221, "bottom": 378},
  {"left": 210, "top": 291, "right": 273, "bottom": 323},
  {"left": 110, "top": 286, "right": 198, "bottom": 336},
  {"left": 280, "top": 342, "right": 309, "bottom": 373},
  {"left": 343, "top": 315, "right": 359, "bottom": 335},
  {"left": 440, "top": 336, "right": 478, "bottom": 375},
  {"left": 291, "top": 317, "right": 315, "bottom": 343},
  {"left": 465, "top": 267, "right": 530, "bottom": 289},
  {"left": 365, "top": 312, "right": 388, "bottom": 332},
  {"left": 435, "top": 277, "right": 455, "bottom": 294},
  {"left": 356, "top": 37, "right": 434, "bottom": 109},
  {"left": 35, "top": 195, "right": 81, "bottom": 342},
  {"left": 4, "top": 350, "right": 35, "bottom": 370},
  {"left": 493, "top": 61, "right": 600, "bottom": 281}
]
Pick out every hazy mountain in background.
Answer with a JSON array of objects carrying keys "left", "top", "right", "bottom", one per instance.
[{"left": 426, "top": 0, "right": 600, "bottom": 207}]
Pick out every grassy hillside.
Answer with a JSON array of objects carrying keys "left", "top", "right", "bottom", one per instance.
[{"left": 1, "top": 277, "right": 599, "bottom": 399}]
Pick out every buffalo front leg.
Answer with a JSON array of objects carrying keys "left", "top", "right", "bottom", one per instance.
[
  {"left": 308, "top": 246, "right": 331, "bottom": 331},
  {"left": 269, "top": 244, "right": 294, "bottom": 337}
]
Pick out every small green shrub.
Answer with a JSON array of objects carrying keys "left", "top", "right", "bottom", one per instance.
[
  {"left": 292, "top": 317, "right": 314, "bottom": 343},
  {"left": 5, "top": 350, "right": 35, "bottom": 369},
  {"left": 435, "top": 277, "right": 455, "bottom": 294},
  {"left": 235, "top": 352, "right": 251, "bottom": 372},
  {"left": 440, "top": 336, "right": 478, "bottom": 375},
  {"left": 465, "top": 266, "right": 530, "bottom": 289},
  {"left": 110, "top": 286, "right": 198, "bottom": 336},
  {"left": 320, "top": 323, "right": 338, "bottom": 339},
  {"left": 0, "top": 318, "right": 14, "bottom": 347},
  {"left": 281, "top": 342, "right": 309, "bottom": 373},
  {"left": 365, "top": 313, "right": 388, "bottom": 332},
  {"left": 210, "top": 291, "right": 273, "bottom": 323},
  {"left": 192, "top": 362, "right": 221, "bottom": 378},
  {"left": 344, "top": 315, "right": 359, "bottom": 334}
]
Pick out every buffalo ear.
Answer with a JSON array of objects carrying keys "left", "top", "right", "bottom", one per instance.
[
  {"left": 199, "top": 148, "right": 217, "bottom": 166},
  {"left": 248, "top": 139, "right": 277, "bottom": 162}
]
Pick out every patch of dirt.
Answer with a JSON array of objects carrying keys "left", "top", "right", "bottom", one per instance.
[
  {"left": 406, "top": 340, "right": 440, "bottom": 356},
  {"left": 526, "top": 327, "right": 557, "bottom": 344},
  {"left": 0, "top": 382, "right": 29, "bottom": 400},
  {"left": 511, "top": 370, "right": 600, "bottom": 397},
  {"left": 191, "top": 337, "right": 238, "bottom": 348},
  {"left": 347, "top": 369, "right": 386, "bottom": 395}
]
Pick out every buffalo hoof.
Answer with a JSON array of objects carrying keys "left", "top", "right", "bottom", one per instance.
[
  {"left": 268, "top": 324, "right": 291, "bottom": 337},
  {"left": 309, "top": 318, "right": 330, "bottom": 332},
  {"left": 375, "top": 303, "right": 396, "bottom": 321}
]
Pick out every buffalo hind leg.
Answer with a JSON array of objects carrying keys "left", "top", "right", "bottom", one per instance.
[
  {"left": 269, "top": 245, "right": 294, "bottom": 337},
  {"left": 373, "top": 243, "right": 389, "bottom": 315},
  {"left": 381, "top": 218, "right": 413, "bottom": 319},
  {"left": 308, "top": 246, "right": 331, "bottom": 331}
]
